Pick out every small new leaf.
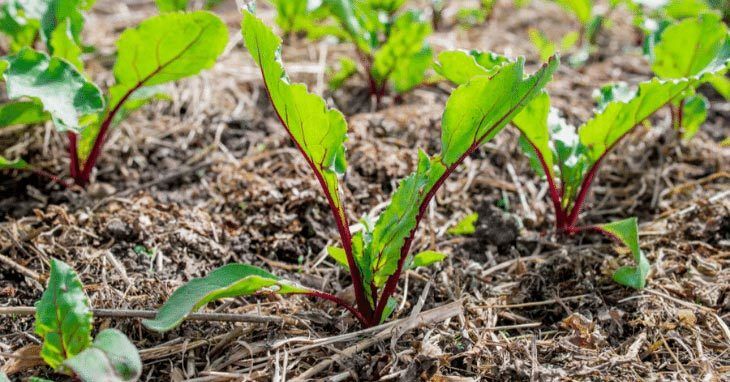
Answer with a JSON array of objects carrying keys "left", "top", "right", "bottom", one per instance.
[
  {"left": 408, "top": 250, "right": 447, "bottom": 269},
  {"left": 64, "top": 329, "right": 142, "bottom": 382},
  {"left": 2, "top": 48, "right": 104, "bottom": 132},
  {"left": 447, "top": 212, "right": 478, "bottom": 235},
  {"left": 34, "top": 258, "right": 93, "bottom": 371},
  {"left": 599, "top": 217, "right": 649, "bottom": 289},
  {"left": 326, "top": 245, "right": 350, "bottom": 268},
  {"left": 143, "top": 264, "right": 311, "bottom": 332}
]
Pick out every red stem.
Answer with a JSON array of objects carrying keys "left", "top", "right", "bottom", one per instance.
[
  {"left": 523, "top": 135, "right": 566, "bottom": 229},
  {"left": 253, "top": 34, "right": 373, "bottom": 323},
  {"left": 565, "top": 154, "right": 602, "bottom": 229},
  {"left": 29, "top": 168, "right": 73, "bottom": 190},
  {"left": 67, "top": 132, "right": 80, "bottom": 180},
  {"left": 74, "top": 95, "right": 131, "bottom": 187}
]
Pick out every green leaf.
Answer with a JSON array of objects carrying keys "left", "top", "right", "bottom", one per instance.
[
  {"left": 25, "top": 0, "right": 93, "bottom": 51},
  {"left": 560, "top": 31, "right": 579, "bottom": 51},
  {"left": 550, "top": 113, "right": 587, "bottom": 207},
  {"left": 0, "top": 156, "right": 30, "bottom": 170},
  {"left": 268, "top": 0, "right": 308, "bottom": 33},
  {"left": 155, "top": 0, "right": 188, "bottom": 12},
  {"left": 664, "top": 0, "right": 714, "bottom": 19},
  {"left": 390, "top": 46, "right": 433, "bottom": 93},
  {"left": 29, "top": 378, "right": 54, "bottom": 382},
  {"left": 579, "top": 78, "right": 691, "bottom": 164},
  {"left": 554, "top": 0, "right": 592, "bottom": 24},
  {"left": 64, "top": 329, "right": 142, "bottom": 382},
  {"left": 0, "top": 100, "right": 50, "bottom": 127},
  {"left": 653, "top": 14, "right": 729, "bottom": 79},
  {"left": 367, "top": 0, "right": 407, "bottom": 13},
  {"left": 1, "top": 47, "right": 104, "bottom": 132},
  {"left": 528, "top": 29, "right": 556, "bottom": 63},
  {"left": 706, "top": 73, "right": 730, "bottom": 100},
  {"left": 441, "top": 56, "right": 559, "bottom": 166},
  {"left": 679, "top": 93, "right": 708, "bottom": 140},
  {"left": 447, "top": 212, "right": 478, "bottom": 235},
  {"left": 34, "top": 258, "right": 93, "bottom": 371},
  {"left": 408, "top": 250, "right": 446, "bottom": 269},
  {"left": 366, "top": 151, "right": 445, "bottom": 286},
  {"left": 326, "top": 245, "right": 350, "bottom": 268},
  {"left": 328, "top": 57, "right": 358, "bottom": 90},
  {"left": 434, "top": 50, "right": 509, "bottom": 85},
  {"left": 143, "top": 264, "right": 311, "bottom": 332},
  {"left": 371, "top": 10, "right": 432, "bottom": 91},
  {"left": 599, "top": 217, "right": 649, "bottom": 289},
  {"left": 379, "top": 296, "right": 397, "bottom": 323},
  {"left": 324, "top": 0, "right": 378, "bottom": 53},
  {"left": 513, "top": 92, "right": 552, "bottom": 177},
  {"left": 513, "top": 92, "right": 588, "bottom": 204},
  {"left": 593, "top": 82, "right": 634, "bottom": 112},
  {"left": 0, "top": 0, "right": 39, "bottom": 52},
  {"left": 456, "top": 7, "right": 488, "bottom": 27},
  {"left": 50, "top": 18, "right": 83, "bottom": 70},
  {"left": 111, "top": 11, "right": 228, "bottom": 111},
  {"left": 242, "top": 10, "right": 349, "bottom": 221}
]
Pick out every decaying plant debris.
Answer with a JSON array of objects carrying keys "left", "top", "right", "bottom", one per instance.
[{"left": 1, "top": 0, "right": 729, "bottom": 380}]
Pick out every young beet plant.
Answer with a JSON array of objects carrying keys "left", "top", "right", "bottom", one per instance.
[
  {"left": 142, "top": 10, "right": 557, "bottom": 331},
  {"left": 0, "top": 11, "right": 228, "bottom": 187},
  {"left": 323, "top": 0, "right": 433, "bottom": 102},
  {"left": 646, "top": 13, "right": 729, "bottom": 140},
  {"left": 30, "top": 259, "right": 142, "bottom": 381},
  {"left": 437, "top": 48, "right": 729, "bottom": 288}
]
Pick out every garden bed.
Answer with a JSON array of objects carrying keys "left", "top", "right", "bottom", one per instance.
[{"left": 1, "top": 0, "right": 729, "bottom": 380}]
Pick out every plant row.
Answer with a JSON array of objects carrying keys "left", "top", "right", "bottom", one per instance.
[{"left": 0, "top": 1, "right": 728, "bottom": 380}]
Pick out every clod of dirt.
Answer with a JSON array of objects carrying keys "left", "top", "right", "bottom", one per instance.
[
  {"left": 458, "top": 204, "right": 521, "bottom": 262},
  {"left": 105, "top": 218, "right": 136, "bottom": 241},
  {"left": 399, "top": 354, "right": 438, "bottom": 382},
  {"left": 86, "top": 182, "right": 117, "bottom": 199}
]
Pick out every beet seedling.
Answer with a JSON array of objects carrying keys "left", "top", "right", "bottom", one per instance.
[
  {"left": 33, "top": 259, "right": 142, "bottom": 381},
  {"left": 437, "top": 48, "right": 729, "bottom": 288},
  {"left": 0, "top": 11, "right": 228, "bottom": 187},
  {"left": 321, "top": 0, "right": 433, "bottom": 103},
  {"left": 142, "top": 10, "right": 557, "bottom": 331}
]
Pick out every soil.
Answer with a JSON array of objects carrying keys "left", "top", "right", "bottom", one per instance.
[{"left": 1, "top": 0, "right": 729, "bottom": 381}]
